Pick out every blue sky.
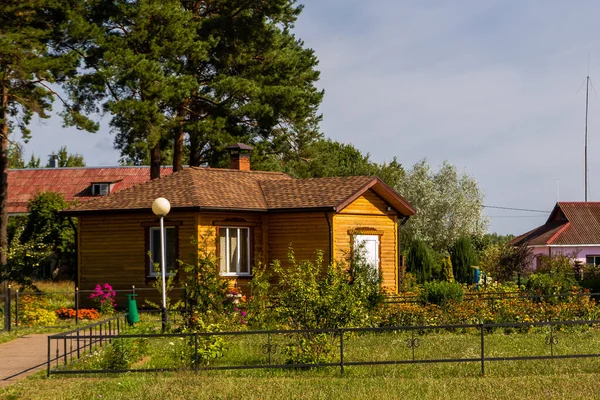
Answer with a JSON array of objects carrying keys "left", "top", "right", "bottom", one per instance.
[{"left": 20, "top": 0, "right": 600, "bottom": 235}]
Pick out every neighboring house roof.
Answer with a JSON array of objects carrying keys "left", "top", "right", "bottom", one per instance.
[
  {"left": 63, "top": 167, "right": 416, "bottom": 216},
  {"left": 511, "top": 202, "right": 600, "bottom": 246},
  {"left": 8, "top": 166, "right": 173, "bottom": 214}
]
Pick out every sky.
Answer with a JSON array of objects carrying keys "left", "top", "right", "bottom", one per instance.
[{"left": 19, "top": 0, "right": 600, "bottom": 235}]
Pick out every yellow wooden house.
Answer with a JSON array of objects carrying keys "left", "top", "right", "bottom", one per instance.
[{"left": 64, "top": 145, "right": 416, "bottom": 304}]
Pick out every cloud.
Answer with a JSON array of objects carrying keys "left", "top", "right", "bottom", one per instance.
[{"left": 297, "top": 0, "right": 600, "bottom": 234}]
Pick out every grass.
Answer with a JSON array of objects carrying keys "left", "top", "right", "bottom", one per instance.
[
  {"left": 16, "top": 323, "right": 600, "bottom": 399},
  {"left": 3, "top": 360, "right": 600, "bottom": 399}
]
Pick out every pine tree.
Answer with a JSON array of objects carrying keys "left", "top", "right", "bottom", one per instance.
[
  {"left": 450, "top": 236, "right": 477, "bottom": 284},
  {"left": 0, "top": 0, "right": 96, "bottom": 266},
  {"left": 406, "top": 239, "right": 434, "bottom": 284},
  {"left": 66, "top": 0, "right": 323, "bottom": 178}
]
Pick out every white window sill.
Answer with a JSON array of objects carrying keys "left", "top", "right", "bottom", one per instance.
[{"left": 220, "top": 273, "right": 252, "bottom": 278}]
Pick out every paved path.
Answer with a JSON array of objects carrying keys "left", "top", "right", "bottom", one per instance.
[{"left": 0, "top": 334, "right": 54, "bottom": 388}]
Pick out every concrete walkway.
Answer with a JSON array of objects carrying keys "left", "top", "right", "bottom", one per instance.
[{"left": 0, "top": 334, "right": 53, "bottom": 387}]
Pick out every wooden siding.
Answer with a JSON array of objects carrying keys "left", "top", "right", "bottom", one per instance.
[
  {"left": 77, "top": 212, "right": 198, "bottom": 307},
  {"left": 335, "top": 190, "right": 399, "bottom": 292},
  {"left": 339, "top": 190, "right": 395, "bottom": 216},
  {"left": 267, "top": 212, "right": 331, "bottom": 267}
]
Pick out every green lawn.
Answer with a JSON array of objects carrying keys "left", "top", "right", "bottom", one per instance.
[
  {"left": 3, "top": 366, "right": 600, "bottom": 400},
  {"left": 7, "top": 327, "right": 600, "bottom": 399}
]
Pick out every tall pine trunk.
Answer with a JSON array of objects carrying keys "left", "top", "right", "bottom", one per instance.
[
  {"left": 0, "top": 83, "right": 9, "bottom": 266},
  {"left": 150, "top": 143, "right": 161, "bottom": 180}
]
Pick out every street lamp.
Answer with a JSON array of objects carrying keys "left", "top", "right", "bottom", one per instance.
[{"left": 152, "top": 197, "right": 171, "bottom": 331}]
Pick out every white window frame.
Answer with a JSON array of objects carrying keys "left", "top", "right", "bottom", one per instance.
[
  {"left": 219, "top": 227, "right": 251, "bottom": 276},
  {"left": 148, "top": 226, "right": 177, "bottom": 277}
]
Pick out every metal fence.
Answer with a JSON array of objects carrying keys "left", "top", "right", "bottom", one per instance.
[
  {"left": 47, "top": 318, "right": 600, "bottom": 376},
  {"left": 1, "top": 286, "right": 188, "bottom": 332},
  {"left": 47, "top": 313, "right": 128, "bottom": 376}
]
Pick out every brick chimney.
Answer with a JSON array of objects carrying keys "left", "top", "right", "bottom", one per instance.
[{"left": 226, "top": 143, "right": 253, "bottom": 171}]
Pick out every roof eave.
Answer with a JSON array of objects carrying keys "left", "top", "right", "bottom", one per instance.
[{"left": 334, "top": 177, "right": 416, "bottom": 217}]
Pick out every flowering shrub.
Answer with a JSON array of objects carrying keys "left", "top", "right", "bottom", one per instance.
[
  {"left": 90, "top": 283, "right": 116, "bottom": 314},
  {"left": 55, "top": 307, "right": 100, "bottom": 320},
  {"left": 379, "top": 288, "right": 599, "bottom": 329},
  {"left": 19, "top": 295, "right": 58, "bottom": 326}
]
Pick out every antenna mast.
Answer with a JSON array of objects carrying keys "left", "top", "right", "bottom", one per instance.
[{"left": 585, "top": 73, "right": 590, "bottom": 202}]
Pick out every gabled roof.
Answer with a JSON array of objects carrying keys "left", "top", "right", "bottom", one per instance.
[
  {"left": 511, "top": 202, "right": 600, "bottom": 246},
  {"left": 8, "top": 166, "right": 173, "bottom": 214},
  {"left": 63, "top": 167, "right": 416, "bottom": 216}
]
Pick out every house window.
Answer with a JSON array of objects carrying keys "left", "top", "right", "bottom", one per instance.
[
  {"left": 586, "top": 255, "right": 600, "bottom": 266},
  {"left": 148, "top": 227, "right": 177, "bottom": 276},
  {"left": 91, "top": 183, "right": 110, "bottom": 196},
  {"left": 219, "top": 227, "right": 250, "bottom": 276}
]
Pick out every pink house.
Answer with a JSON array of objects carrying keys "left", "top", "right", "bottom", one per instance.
[{"left": 511, "top": 202, "right": 600, "bottom": 270}]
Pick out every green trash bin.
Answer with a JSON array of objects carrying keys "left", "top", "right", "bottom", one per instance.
[{"left": 126, "top": 294, "right": 139, "bottom": 325}]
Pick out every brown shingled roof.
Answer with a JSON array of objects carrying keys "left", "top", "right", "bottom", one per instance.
[
  {"left": 260, "top": 176, "right": 374, "bottom": 210},
  {"left": 65, "top": 167, "right": 291, "bottom": 212},
  {"left": 64, "top": 167, "right": 416, "bottom": 216},
  {"left": 511, "top": 202, "right": 600, "bottom": 246}
]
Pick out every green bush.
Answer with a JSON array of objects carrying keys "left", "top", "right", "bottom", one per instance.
[
  {"left": 526, "top": 273, "right": 577, "bottom": 302},
  {"left": 450, "top": 236, "right": 478, "bottom": 284},
  {"left": 419, "top": 281, "right": 465, "bottom": 305},
  {"left": 101, "top": 337, "right": 149, "bottom": 370},
  {"left": 284, "top": 333, "right": 335, "bottom": 365},
  {"left": 406, "top": 240, "right": 435, "bottom": 283}
]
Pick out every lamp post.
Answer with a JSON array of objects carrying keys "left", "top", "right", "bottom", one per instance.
[{"left": 152, "top": 197, "right": 171, "bottom": 331}]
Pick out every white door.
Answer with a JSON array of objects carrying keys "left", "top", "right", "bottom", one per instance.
[{"left": 354, "top": 235, "right": 380, "bottom": 272}]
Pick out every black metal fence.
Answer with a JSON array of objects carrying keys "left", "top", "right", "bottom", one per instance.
[
  {"left": 47, "top": 313, "right": 128, "bottom": 376},
  {"left": 47, "top": 318, "right": 600, "bottom": 376},
  {"left": 1, "top": 286, "right": 188, "bottom": 332}
]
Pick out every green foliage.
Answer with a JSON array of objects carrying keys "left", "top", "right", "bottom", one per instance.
[
  {"left": 2, "top": 192, "right": 76, "bottom": 285},
  {"left": 284, "top": 333, "right": 335, "bottom": 366},
  {"left": 45, "top": 146, "right": 86, "bottom": 167},
  {"left": 406, "top": 239, "right": 435, "bottom": 283},
  {"left": 450, "top": 236, "right": 478, "bottom": 284},
  {"left": 7, "top": 143, "right": 25, "bottom": 169},
  {"left": 145, "top": 257, "right": 183, "bottom": 315},
  {"left": 246, "top": 261, "right": 276, "bottom": 329},
  {"left": 0, "top": 0, "right": 97, "bottom": 267},
  {"left": 272, "top": 249, "right": 383, "bottom": 330},
  {"left": 66, "top": 0, "right": 323, "bottom": 172},
  {"left": 101, "top": 337, "right": 149, "bottom": 370},
  {"left": 419, "top": 281, "right": 465, "bottom": 305},
  {"left": 175, "top": 319, "right": 227, "bottom": 367},
  {"left": 525, "top": 273, "right": 577, "bottom": 302},
  {"left": 441, "top": 255, "right": 454, "bottom": 282},
  {"left": 396, "top": 160, "right": 487, "bottom": 252},
  {"left": 479, "top": 244, "right": 533, "bottom": 283},
  {"left": 180, "top": 232, "right": 229, "bottom": 320}
]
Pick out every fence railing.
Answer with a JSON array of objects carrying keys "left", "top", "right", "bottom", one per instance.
[
  {"left": 1, "top": 286, "right": 188, "bottom": 332},
  {"left": 47, "top": 318, "right": 600, "bottom": 376},
  {"left": 46, "top": 313, "right": 128, "bottom": 375}
]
